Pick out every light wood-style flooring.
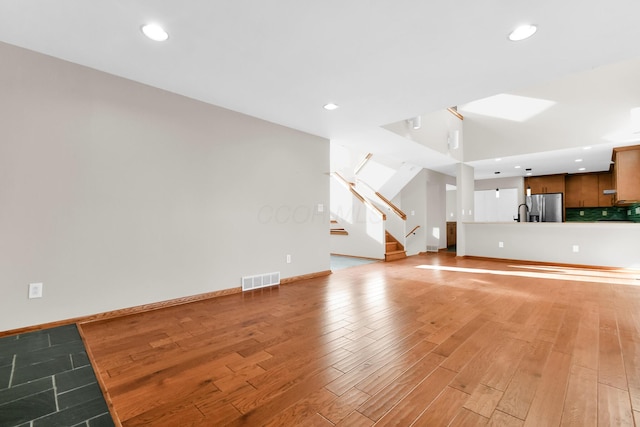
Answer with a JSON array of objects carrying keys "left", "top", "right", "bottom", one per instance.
[{"left": 80, "top": 253, "right": 640, "bottom": 426}]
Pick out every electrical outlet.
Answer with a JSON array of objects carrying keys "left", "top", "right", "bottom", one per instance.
[
  {"left": 411, "top": 210, "right": 415, "bottom": 216},
  {"left": 286, "top": 254, "right": 291, "bottom": 264},
  {"left": 317, "top": 203, "right": 324, "bottom": 213},
  {"left": 29, "top": 282, "right": 43, "bottom": 299},
  {"left": 636, "top": 207, "right": 640, "bottom": 215},
  {"left": 572, "top": 245, "right": 579, "bottom": 253},
  {"left": 602, "top": 211, "right": 607, "bottom": 216},
  {"left": 498, "top": 242, "right": 504, "bottom": 248},
  {"left": 580, "top": 211, "right": 584, "bottom": 216}
]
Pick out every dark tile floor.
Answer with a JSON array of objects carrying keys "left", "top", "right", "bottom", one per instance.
[{"left": 0, "top": 324, "right": 114, "bottom": 427}]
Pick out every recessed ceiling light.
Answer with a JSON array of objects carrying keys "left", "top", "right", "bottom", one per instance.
[
  {"left": 575, "top": 159, "right": 583, "bottom": 162},
  {"left": 514, "top": 165, "right": 521, "bottom": 169},
  {"left": 495, "top": 158, "right": 502, "bottom": 162},
  {"left": 583, "top": 146, "right": 592, "bottom": 150},
  {"left": 323, "top": 103, "right": 339, "bottom": 111},
  {"left": 578, "top": 167, "right": 586, "bottom": 171},
  {"left": 141, "top": 23, "right": 169, "bottom": 41},
  {"left": 526, "top": 172, "right": 532, "bottom": 176},
  {"left": 508, "top": 24, "right": 537, "bottom": 42}
]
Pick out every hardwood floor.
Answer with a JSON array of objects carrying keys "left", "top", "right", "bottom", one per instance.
[{"left": 79, "top": 253, "right": 640, "bottom": 426}]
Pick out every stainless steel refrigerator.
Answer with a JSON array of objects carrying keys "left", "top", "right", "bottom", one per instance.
[{"left": 526, "top": 193, "right": 563, "bottom": 222}]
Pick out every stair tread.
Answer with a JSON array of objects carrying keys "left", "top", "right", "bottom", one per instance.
[{"left": 385, "top": 251, "right": 407, "bottom": 262}]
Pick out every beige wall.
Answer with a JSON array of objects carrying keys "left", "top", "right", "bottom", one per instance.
[{"left": 0, "top": 42, "right": 329, "bottom": 331}]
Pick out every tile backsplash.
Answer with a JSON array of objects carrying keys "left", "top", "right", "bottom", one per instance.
[{"left": 566, "top": 204, "right": 640, "bottom": 222}]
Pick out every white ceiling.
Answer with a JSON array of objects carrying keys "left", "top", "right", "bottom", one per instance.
[{"left": 1, "top": 1, "right": 640, "bottom": 179}]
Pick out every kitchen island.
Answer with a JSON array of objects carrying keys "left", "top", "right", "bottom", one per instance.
[{"left": 461, "top": 221, "right": 640, "bottom": 269}]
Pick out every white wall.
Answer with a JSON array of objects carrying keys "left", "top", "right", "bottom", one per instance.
[
  {"left": 383, "top": 109, "right": 464, "bottom": 163},
  {"left": 330, "top": 142, "right": 362, "bottom": 183},
  {"left": 456, "top": 163, "right": 475, "bottom": 256},
  {"left": 0, "top": 42, "right": 330, "bottom": 331},
  {"left": 330, "top": 177, "right": 385, "bottom": 259},
  {"left": 399, "top": 169, "right": 449, "bottom": 254},
  {"left": 475, "top": 176, "right": 525, "bottom": 205},
  {"left": 426, "top": 170, "right": 448, "bottom": 250},
  {"left": 474, "top": 189, "right": 519, "bottom": 222},
  {"left": 446, "top": 189, "right": 457, "bottom": 221},
  {"left": 464, "top": 222, "right": 640, "bottom": 269},
  {"left": 400, "top": 170, "right": 428, "bottom": 255}
]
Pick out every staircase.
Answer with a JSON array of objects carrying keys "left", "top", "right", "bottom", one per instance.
[
  {"left": 330, "top": 219, "right": 348, "bottom": 235},
  {"left": 385, "top": 231, "right": 407, "bottom": 262}
]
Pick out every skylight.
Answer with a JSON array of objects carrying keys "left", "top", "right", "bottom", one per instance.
[{"left": 459, "top": 94, "right": 556, "bottom": 122}]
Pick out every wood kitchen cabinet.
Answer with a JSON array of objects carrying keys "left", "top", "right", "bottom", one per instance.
[
  {"left": 525, "top": 174, "right": 565, "bottom": 195},
  {"left": 613, "top": 145, "right": 640, "bottom": 205},
  {"left": 598, "top": 172, "right": 614, "bottom": 207},
  {"left": 565, "top": 174, "right": 599, "bottom": 207}
]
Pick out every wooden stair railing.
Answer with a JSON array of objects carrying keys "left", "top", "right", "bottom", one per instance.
[
  {"left": 447, "top": 106, "right": 464, "bottom": 120},
  {"left": 331, "top": 173, "right": 386, "bottom": 220},
  {"left": 406, "top": 225, "right": 420, "bottom": 238},
  {"left": 375, "top": 191, "right": 407, "bottom": 220},
  {"left": 354, "top": 179, "right": 407, "bottom": 221},
  {"left": 354, "top": 153, "right": 373, "bottom": 175}
]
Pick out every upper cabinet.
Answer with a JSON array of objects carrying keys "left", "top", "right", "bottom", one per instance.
[
  {"left": 598, "top": 172, "right": 614, "bottom": 207},
  {"left": 525, "top": 174, "right": 565, "bottom": 195},
  {"left": 565, "top": 174, "right": 599, "bottom": 207},
  {"left": 565, "top": 172, "right": 613, "bottom": 208},
  {"left": 613, "top": 145, "right": 640, "bottom": 205}
]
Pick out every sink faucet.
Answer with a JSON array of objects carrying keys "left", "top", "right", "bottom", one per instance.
[{"left": 517, "top": 203, "right": 529, "bottom": 222}]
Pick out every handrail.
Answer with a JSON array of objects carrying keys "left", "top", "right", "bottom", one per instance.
[
  {"left": 354, "top": 153, "right": 372, "bottom": 175},
  {"left": 355, "top": 179, "right": 407, "bottom": 220},
  {"left": 375, "top": 191, "right": 407, "bottom": 220},
  {"left": 406, "top": 225, "right": 420, "bottom": 238},
  {"left": 331, "top": 173, "right": 386, "bottom": 220},
  {"left": 447, "top": 106, "right": 464, "bottom": 121}
]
